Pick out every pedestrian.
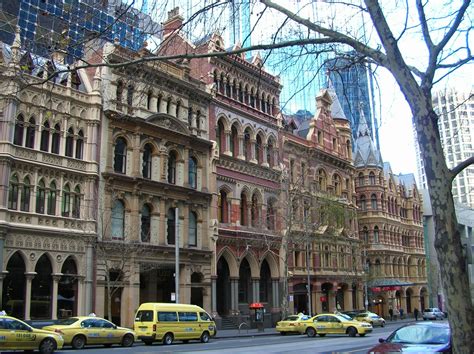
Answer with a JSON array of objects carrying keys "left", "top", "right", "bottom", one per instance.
[
  {"left": 399, "top": 308, "right": 404, "bottom": 319},
  {"left": 389, "top": 308, "right": 393, "bottom": 321},
  {"left": 414, "top": 308, "right": 419, "bottom": 321}
]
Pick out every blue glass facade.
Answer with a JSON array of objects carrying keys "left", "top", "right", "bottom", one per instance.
[{"left": 0, "top": 0, "right": 150, "bottom": 63}]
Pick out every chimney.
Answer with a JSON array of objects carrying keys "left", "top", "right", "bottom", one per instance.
[{"left": 162, "top": 7, "right": 184, "bottom": 38}]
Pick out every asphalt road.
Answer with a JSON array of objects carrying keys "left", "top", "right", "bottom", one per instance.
[{"left": 1, "top": 322, "right": 413, "bottom": 354}]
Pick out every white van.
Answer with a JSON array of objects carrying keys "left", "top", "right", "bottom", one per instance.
[{"left": 134, "top": 303, "right": 216, "bottom": 345}]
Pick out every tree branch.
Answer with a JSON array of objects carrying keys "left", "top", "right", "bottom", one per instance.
[
  {"left": 416, "top": 0, "right": 435, "bottom": 51},
  {"left": 450, "top": 156, "right": 474, "bottom": 180}
]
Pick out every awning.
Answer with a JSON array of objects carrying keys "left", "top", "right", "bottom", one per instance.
[{"left": 367, "top": 279, "right": 415, "bottom": 288}]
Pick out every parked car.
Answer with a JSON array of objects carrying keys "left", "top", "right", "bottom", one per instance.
[
  {"left": 276, "top": 314, "right": 309, "bottom": 335},
  {"left": 0, "top": 314, "right": 64, "bottom": 354},
  {"left": 354, "top": 312, "right": 386, "bottom": 327},
  {"left": 43, "top": 315, "right": 135, "bottom": 349},
  {"left": 297, "top": 313, "right": 372, "bottom": 337},
  {"left": 422, "top": 308, "right": 445, "bottom": 320},
  {"left": 341, "top": 310, "right": 366, "bottom": 319},
  {"left": 367, "top": 322, "right": 451, "bottom": 353}
]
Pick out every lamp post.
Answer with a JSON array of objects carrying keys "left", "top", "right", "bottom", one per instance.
[
  {"left": 306, "top": 239, "right": 312, "bottom": 316},
  {"left": 363, "top": 249, "right": 369, "bottom": 310}
]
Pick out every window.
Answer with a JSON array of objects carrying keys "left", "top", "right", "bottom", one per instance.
[
  {"left": 301, "top": 162, "right": 306, "bottom": 185},
  {"left": 167, "top": 151, "right": 177, "bottom": 184},
  {"left": 362, "top": 227, "right": 369, "bottom": 243},
  {"left": 216, "top": 120, "right": 225, "bottom": 154},
  {"left": 127, "top": 84, "right": 134, "bottom": 107},
  {"left": 256, "top": 135, "right": 263, "bottom": 164},
  {"left": 72, "top": 186, "right": 81, "bottom": 218},
  {"left": 158, "top": 312, "right": 178, "bottom": 322},
  {"left": 178, "top": 312, "right": 198, "bottom": 321},
  {"left": 116, "top": 81, "right": 124, "bottom": 106},
  {"left": 167, "top": 208, "right": 176, "bottom": 245},
  {"left": 240, "top": 193, "right": 248, "bottom": 226},
  {"left": 231, "top": 125, "right": 238, "bottom": 157},
  {"left": 20, "top": 177, "right": 31, "bottom": 211},
  {"left": 141, "top": 204, "right": 151, "bottom": 243},
  {"left": 8, "top": 175, "right": 19, "bottom": 210},
  {"left": 111, "top": 200, "right": 125, "bottom": 239},
  {"left": 359, "top": 195, "right": 366, "bottom": 211},
  {"left": 147, "top": 90, "right": 153, "bottom": 110},
  {"left": 267, "top": 199, "right": 275, "bottom": 230},
  {"left": 267, "top": 140, "right": 274, "bottom": 167},
  {"left": 65, "top": 128, "right": 74, "bottom": 157},
  {"left": 199, "top": 312, "right": 211, "bottom": 321},
  {"left": 25, "top": 117, "right": 36, "bottom": 148},
  {"left": 142, "top": 143, "right": 153, "bottom": 179},
  {"left": 36, "top": 180, "right": 46, "bottom": 214},
  {"left": 13, "top": 115, "right": 25, "bottom": 146},
  {"left": 62, "top": 184, "right": 71, "bottom": 217},
  {"left": 251, "top": 193, "right": 259, "bottom": 227},
  {"left": 40, "top": 121, "right": 50, "bottom": 152},
  {"left": 157, "top": 95, "right": 162, "bottom": 113},
  {"left": 244, "top": 129, "right": 251, "bottom": 161},
  {"left": 358, "top": 173, "right": 364, "bottom": 186},
  {"left": 176, "top": 101, "right": 181, "bottom": 118},
  {"left": 114, "top": 137, "right": 127, "bottom": 174},
  {"left": 371, "top": 194, "right": 377, "bottom": 210},
  {"left": 318, "top": 169, "right": 327, "bottom": 191},
  {"left": 333, "top": 174, "right": 341, "bottom": 196},
  {"left": 218, "top": 190, "right": 228, "bottom": 223},
  {"left": 47, "top": 182, "right": 57, "bottom": 215},
  {"left": 374, "top": 226, "right": 379, "bottom": 243},
  {"left": 51, "top": 124, "right": 61, "bottom": 154},
  {"left": 188, "top": 211, "right": 197, "bottom": 246},
  {"left": 189, "top": 157, "right": 197, "bottom": 189},
  {"left": 369, "top": 172, "right": 376, "bottom": 185},
  {"left": 75, "top": 130, "right": 84, "bottom": 159}
]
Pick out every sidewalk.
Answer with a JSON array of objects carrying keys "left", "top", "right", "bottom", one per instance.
[{"left": 214, "top": 317, "right": 416, "bottom": 339}]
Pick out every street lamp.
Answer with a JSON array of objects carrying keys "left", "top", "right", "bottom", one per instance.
[{"left": 363, "top": 249, "right": 369, "bottom": 310}]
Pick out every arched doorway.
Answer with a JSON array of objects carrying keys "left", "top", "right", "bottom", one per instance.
[
  {"left": 373, "top": 295, "right": 384, "bottom": 316},
  {"left": 216, "top": 257, "right": 231, "bottom": 316},
  {"left": 406, "top": 288, "right": 413, "bottom": 313},
  {"left": 419, "top": 287, "right": 427, "bottom": 311},
  {"left": 293, "top": 283, "right": 309, "bottom": 314},
  {"left": 336, "top": 283, "right": 348, "bottom": 311},
  {"left": 58, "top": 257, "right": 78, "bottom": 318},
  {"left": 321, "top": 283, "right": 333, "bottom": 312},
  {"left": 31, "top": 254, "right": 53, "bottom": 319},
  {"left": 394, "top": 290, "right": 402, "bottom": 310},
  {"left": 2, "top": 252, "right": 26, "bottom": 318},
  {"left": 190, "top": 272, "right": 204, "bottom": 307},
  {"left": 238, "top": 258, "right": 252, "bottom": 307},
  {"left": 259, "top": 260, "right": 272, "bottom": 305}
]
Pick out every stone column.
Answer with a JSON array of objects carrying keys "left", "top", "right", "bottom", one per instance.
[
  {"left": 272, "top": 279, "right": 279, "bottom": 309},
  {"left": 85, "top": 243, "right": 94, "bottom": 314},
  {"left": 211, "top": 276, "right": 217, "bottom": 314},
  {"left": 231, "top": 278, "right": 239, "bottom": 312},
  {"left": 158, "top": 198, "right": 166, "bottom": 245},
  {"left": 159, "top": 98, "right": 167, "bottom": 114},
  {"left": 262, "top": 144, "right": 269, "bottom": 167},
  {"left": 314, "top": 284, "right": 323, "bottom": 314},
  {"left": 344, "top": 288, "right": 352, "bottom": 311},
  {"left": 24, "top": 272, "right": 36, "bottom": 320},
  {"left": 250, "top": 138, "right": 257, "bottom": 164},
  {"left": 223, "top": 130, "right": 232, "bottom": 156},
  {"left": 51, "top": 273, "right": 62, "bottom": 320},
  {"left": 76, "top": 276, "right": 85, "bottom": 316}
]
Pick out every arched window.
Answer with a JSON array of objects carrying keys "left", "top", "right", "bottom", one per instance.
[
  {"left": 266, "top": 199, "right": 275, "bottom": 230},
  {"left": 359, "top": 195, "right": 366, "bottom": 211},
  {"left": 8, "top": 175, "right": 19, "bottom": 210},
  {"left": 216, "top": 120, "right": 225, "bottom": 154},
  {"left": 358, "top": 172, "right": 364, "bottom": 186},
  {"left": 65, "top": 127, "right": 74, "bottom": 157},
  {"left": 40, "top": 121, "right": 50, "bottom": 152},
  {"left": 188, "top": 211, "right": 197, "bottom": 246},
  {"left": 167, "top": 151, "right": 177, "bottom": 184},
  {"left": 267, "top": 139, "right": 274, "bottom": 167},
  {"left": 147, "top": 90, "right": 153, "bottom": 110},
  {"left": 256, "top": 134, "right": 263, "bottom": 164},
  {"left": 166, "top": 98, "right": 171, "bottom": 114},
  {"left": 240, "top": 192, "right": 248, "bottom": 226},
  {"left": 127, "top": 84, "right": 134, "bottom": 107},
  {"left": 47, "top": 181, "right": 57, "bottom": 215},
  {"left": 167, "top": 208, "right": 176, "bottom": 245},
  {"left": 333, "top": 174, "right": 341, "bottom": 196},
  {"left": 369, "top": 172, "right": 376, "bottom": 185},
  {"left": 238, "top": 83, "right": 244, "bottom": 102},
  {"left": 346, "top": 140, "right": 351, "bottom": 158},
  {"left": 196, "top": 110, "right": 201, "bottom": 132},
  {"left": 156, "top": 95, "right": 162, "bottom": 113},
  {"left": 19, "top": 176, "right": 31, "bottom": 211},
  {"left": 244, "top": 129, "right": 251, "bottom": 161},
  {"left": 51, "top": 124, "right": 61, "bottom": 154},
  {"left": 25, "top": 117, "right": 36, "bottom": 148},
  {"left": 374, "top": 226, "right": 379, "bottom": 243},
  {"left": 251, "top": 193, "right": 259, "bottom": 227},
  {"left": 230, "top": 125, "right": 238, "bottom": 157},
  {"left": 62, "top": 184, "right": 71, "bottom": 217},
  {"left": 141, "top": 204, "right": 151, "bottom": 243},
  {"left": 371, "top": 194, "right": 378, "bottom": 210},
  {"left": 114, "top": 137, "right": 127, "bottom": 174},
  {"left": 362, "top": 227, "right": 369, "bottom": 243},
  {"left": 111, "top": 200, "right": 125, "bottom": 239},
  {"left": 72, "top": 186, "right": 81, "bottom": 218},
  {"left": 218, "top": 190, "right": 228, "bottom": 223},
  {"left": 189, "top": 156, "right": 197, "bottom": 189},
  {"left": 318, "top": 169, "right": 327, "bottom": 191},
  {"left": 176, "top": 101, "right": 181, "bottom": 118},
  {"left": 13, "top": 115, "right": 25, "bottom": 146},
  {"left": 142, "top": 143, "right": 153, "bottom": 179},
  {"left": 36, "top": 179, "right": 46, "bottom": 214},
  {"left": 75, "top": 130, "right": 84, "bottom": 159}
]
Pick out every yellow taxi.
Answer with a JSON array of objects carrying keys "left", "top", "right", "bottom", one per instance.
[
  {"left": 43, "top": 315, "right": 136, "bottom": 349},
  {"left": 297, "top": 313, "right": 373, "bottom": 337},
  {"left": 276, "top": 314, "right": 309, "bottom": 335},
  {"left": 354, "top": 312, "right": 386, "bottom": 327},
  {"left": 0, "top": 314, "right": 64, "bottom": 353}
]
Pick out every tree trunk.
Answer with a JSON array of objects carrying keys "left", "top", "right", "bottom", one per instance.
[{"left": 411, "top": 104, "right": 474, "bottom": 353}]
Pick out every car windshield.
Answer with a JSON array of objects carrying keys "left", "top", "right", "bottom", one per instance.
[
  {"left": 55, "top": 318, "right": 79, "bottom": 325},
  {"left": 388, "top": 325, "right": 450, "bottom": 345}
]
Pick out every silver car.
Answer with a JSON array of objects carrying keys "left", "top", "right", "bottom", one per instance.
[{"left": 422, "top": 308, "right": 445, "bottom": 320}]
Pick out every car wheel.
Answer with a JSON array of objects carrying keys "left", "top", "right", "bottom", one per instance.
[
  {"left": 72, "top": 335, "right": 86, "bottom": 350},
  {"left": 39, "top": 338, "right": 56, "bottom": 354},
  {"left": 280, "top": 332, "right": 287, "bottom": 335},
  {"left": 306, "top": 327, "right": 316, "bottom": 337},
  {"left": 381, "top": 321, "right": 385, "bottom": 327},
  {"left": 201, "top": 331, "right": 210, "bottom": 343},
  {"left": 104, "top": 344, "right": 113, "bottom": 348},
  {"left": 347, "top": 327, "right": 357, "bottom": 337},
  {"left": 163, "top": 333, "right": 174, "bottom": 345},
  {"left": 143, "top": 340, "right": 153, "bottom": 345},
  {"left": 121, "top": 334, "right": 134, "bottom": 347},
  {"left": 318, "top": 333, "right": 326, "bottom": 337}
]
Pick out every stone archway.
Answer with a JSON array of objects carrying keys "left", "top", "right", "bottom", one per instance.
[
  {"left": 58, "top": 257, "right": 78, "bottom": 318},
  {"left": 216, "top": 257, "right": 231, "bottom": 316},
  {"left": 2, "top": 252, "right": 26, "bottom": 318}
]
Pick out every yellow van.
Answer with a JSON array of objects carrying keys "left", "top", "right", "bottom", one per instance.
[{"left": 134, "top": 303, "right": 216, "bottom": 345}]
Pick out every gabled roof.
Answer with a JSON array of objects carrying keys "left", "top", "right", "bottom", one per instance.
[
  {"left": 327, "top": 80, "right": 348, "bottom": 121},
  {"left": 353, "top": 106, "right": 383, "bottom": 168}
]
